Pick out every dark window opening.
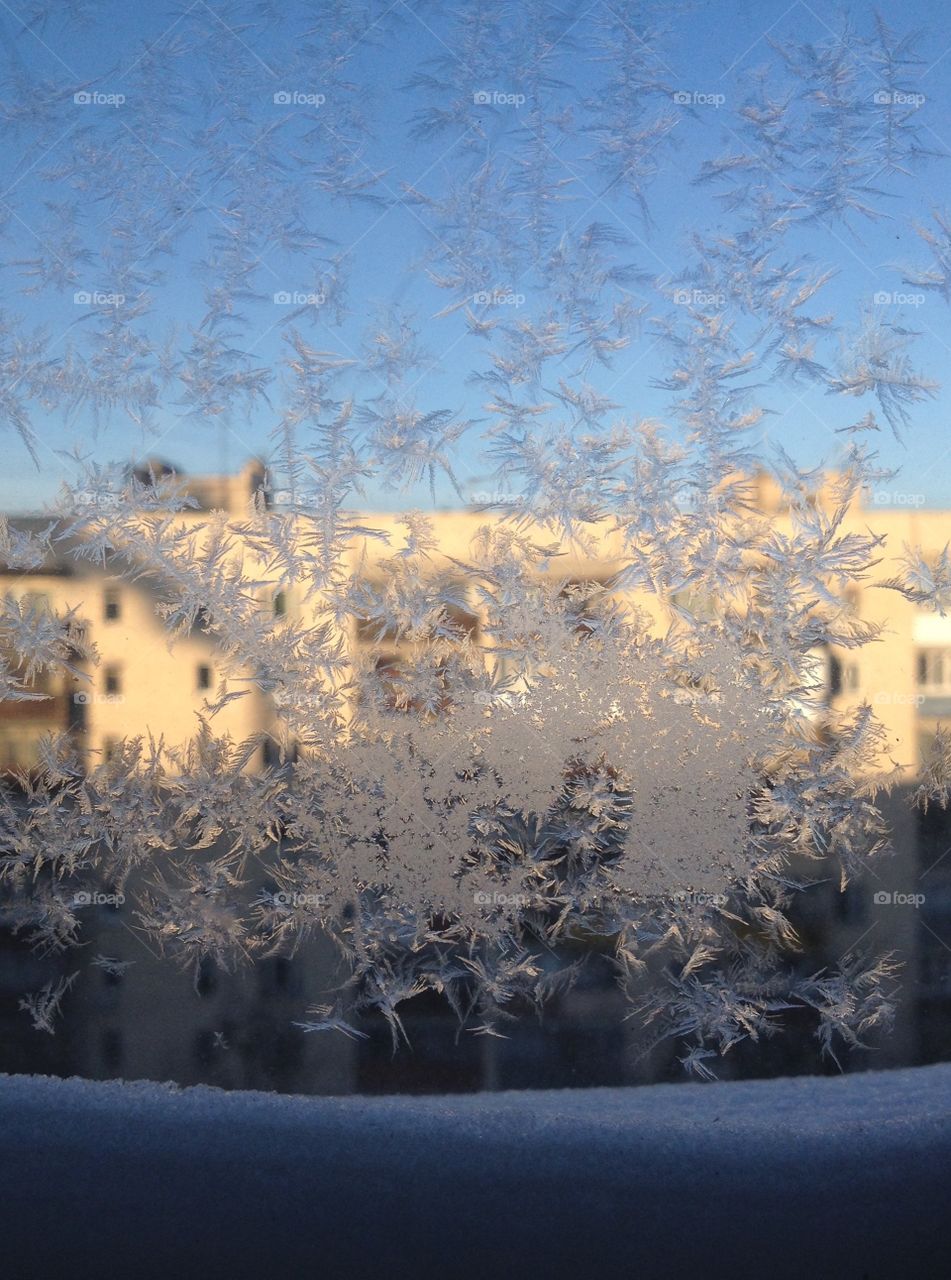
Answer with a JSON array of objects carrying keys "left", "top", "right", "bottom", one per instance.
[
  {"left": 100, "top": 1028, "right": 123, "bottom": 1073},
  {"left": 560, "top": 579, "right": 610, "bottom": 633},
  {"left": 262, "top": 739, "right": 298, "bottom": 768},
  {"left": 828, "top": 652, "right": 843, "bottom": 698},
  {"left": 196, "top": 957, "right": 217, "bottom": 997}
]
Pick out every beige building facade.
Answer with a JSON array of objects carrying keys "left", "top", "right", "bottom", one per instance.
[
  {"left": 2, "top": 462, "right": 951, "bottom": 1088},
  {"left": 1, "top": 463, "right": 949, "bottom": 778}
]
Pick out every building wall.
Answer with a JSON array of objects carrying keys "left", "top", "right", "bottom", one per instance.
[
  {"left": 4, "top": 466, "right": 949, "bottom": 781},
  {"left": 3, "top": 463, "right": 951, "bottom": 1088}
]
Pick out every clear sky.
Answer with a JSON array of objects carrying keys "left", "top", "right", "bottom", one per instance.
[{"left": 0, "top": 0, "right": 950, "bottom": 513}]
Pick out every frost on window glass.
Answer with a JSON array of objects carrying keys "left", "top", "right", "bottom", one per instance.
[{"left": 0, "top": 0, "right": 950, "bottom": 1085}]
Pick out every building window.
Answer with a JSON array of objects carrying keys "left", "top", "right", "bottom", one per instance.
[
  {"left": 834, "top": 880, "right": 866, "bottom": 925},
  {"left": 274, "top": 591, "right": 287, "bottom": 617},
  {"left": 828, "top": 652, "right": 843, "bottom": 698},
  {"left": 21, "top": 591, "right": 50, "bottom": 614},
  {"left": 843, "top": 663, "right": 860, "bottom": 692},
  {"left": 197, "top": 664, "right": 212, "bottom": 691},
  {"left": 102, "top": 737, "right": 118, "bottom": 763},
  {"left": 917, "top": 648, "right": 951, "bottom": 691},
  {"left": 262, "top": 739, "right": 299, "bottom": 768},
  {"left": 100, "top": 1028, "right": 123, "bottom": 1073},
  {"left": 104, "top": 589, "right": 121, "bottom": 621},
  {"left": 258, "top": 955, "right": 295, "bottom": 996},
  {"left": 443, "top": 592, "right": 480, "bottom": 641},
  {"left": 65, "top": 619, "right": 87, "bottom": 657},
  {"left": 0, "top": 732, "right": 20, "bottom": 769},
  {"left": 195, "top": 956, "right": 217, "bottom": 997},
  {"left": 560, "top": 579, "right": 607, "bottom": 632},
  {"left": 670, "top": 586, "right": 719, "bottom": 624},
  {"left": 104, "top": 666, "right": 121, "bottom": 695},
  {"left": 29, "top": 667, "right": 53, "bottom": 695},
  {"left": 68, "top": 689, "right": 87, "bottom": 732}
]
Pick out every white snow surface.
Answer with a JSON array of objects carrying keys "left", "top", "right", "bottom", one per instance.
[{"left": 1, "top": 1064, "right": 950, "bottom": 1278}]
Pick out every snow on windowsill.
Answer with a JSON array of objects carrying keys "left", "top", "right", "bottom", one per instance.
[{"left": 1, "top": 1064, "right": 950, "bottom": 1279}]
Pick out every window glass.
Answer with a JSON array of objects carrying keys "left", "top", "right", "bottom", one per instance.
[{"left": 1, "top": 0, "right": 951, "bottom": 1102}]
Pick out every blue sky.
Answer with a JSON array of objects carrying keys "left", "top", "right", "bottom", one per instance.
[{"left": 0, "top": 0, "right": 950, "bottom": 513}]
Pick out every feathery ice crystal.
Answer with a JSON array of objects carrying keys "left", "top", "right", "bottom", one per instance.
[{"left": 0, "top": 1, "right": 947, "bottom": 1073}]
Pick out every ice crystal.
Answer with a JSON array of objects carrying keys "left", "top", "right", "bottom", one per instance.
[{"left": 0, "top": 1, "right": 943, "bottom": 1076}]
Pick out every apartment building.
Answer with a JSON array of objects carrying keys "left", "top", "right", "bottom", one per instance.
[
  {"left": 1, "top": 460, "right": 950, "bottom": 1088},
  {"left": 0, "top": 463, "right": 274, "bottom": 773},
  {"left": 1, "top": 460, "right": 947, "bottom": 778}
]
